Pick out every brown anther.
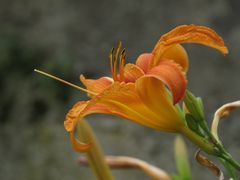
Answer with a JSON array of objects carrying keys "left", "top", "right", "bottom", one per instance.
[{"left": 119, "top": 48, "right": 126, "bottom": 81}]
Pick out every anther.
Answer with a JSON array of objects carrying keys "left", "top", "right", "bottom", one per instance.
[
  {"left": 119, "top": 48, "right": 126, "bottom": 81},
  {"left": 113, "top": 41, "right": 122, "bottom": 80}
]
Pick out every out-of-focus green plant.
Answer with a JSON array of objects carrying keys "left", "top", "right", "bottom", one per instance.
[
  {"left": 172, "top": 136, "right": 191, "bottom": 180},
  {"left": 77, "top": 119, "right": 114, "bottom": 180}
]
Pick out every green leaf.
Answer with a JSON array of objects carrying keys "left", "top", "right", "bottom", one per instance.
[{"left": 174, "top": 136, "right": 192, "bottom": 180}]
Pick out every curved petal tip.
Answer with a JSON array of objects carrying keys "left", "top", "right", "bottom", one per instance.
[
  {"left": 159, "top": 24, "right": 228, "bottom": 55},
  {"left": 70, "top": 132, "right": 91, "bottom": 152}
]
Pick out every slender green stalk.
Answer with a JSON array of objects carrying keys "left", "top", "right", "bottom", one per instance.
[
  {"left": 77, "top": 120, "right": 114, "bottom": 180},
  {"left": 174, "top": 136, "right": 191, "bottom": 180}
]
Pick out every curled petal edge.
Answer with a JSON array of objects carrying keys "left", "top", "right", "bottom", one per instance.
[
  {"left": 195, "top": 150, "right": 224, "bottom": 180},
  {"left": 211, "top": 100, "right": 240, "bottom": 142},
  {"left": 152, "top": 24, "right": 228, "bottom": 66},
  {"left": 64, "top": 101, "right": 116, "bottom": 152},
  {"left": 70, "top": 131, "right": 92, "bottom": 152}
]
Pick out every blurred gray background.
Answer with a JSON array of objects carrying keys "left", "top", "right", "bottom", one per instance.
[{"left": 0, "top": 0, "right": 240, "bottom": 179}]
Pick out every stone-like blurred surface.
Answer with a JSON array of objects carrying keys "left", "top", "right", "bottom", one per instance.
[{"left": 0, "top": 0, "right": 240, "bottom": 179}]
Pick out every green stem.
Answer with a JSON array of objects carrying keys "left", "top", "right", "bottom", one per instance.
[
  {"left": 199, "top": 121, "right": 240, "bottom": 170},
  {"left": 180, "top": 127, "right": 217, "bottom": 155},
  {"left": 77, "top": 120, "right": 114, "bottom": 180},
  {"left": 219, "top": 152, "right": 240, "bottom": 171}
]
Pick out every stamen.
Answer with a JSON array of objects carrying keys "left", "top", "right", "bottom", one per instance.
[
  {"left": 34, "top": 69, "right": 97, "bottom": 96},
  {"left": 108, "top": 41, "right": 127, "bottom": 82},
  {"left": 119, "top": 48, "right": 126, "bottom": 81},
  {"left": 109, "top": 48, "right": 115, "bottom": 80},
  {"left": 113, "top": 41, "right": 122, "bottom": 81}
]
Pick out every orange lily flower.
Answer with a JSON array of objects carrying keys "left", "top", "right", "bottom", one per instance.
[{"left": 64, "top": 24, "right": 228, "bottom": 152}]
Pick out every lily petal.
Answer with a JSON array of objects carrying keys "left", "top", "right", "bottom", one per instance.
[
  {"left": 136, "top": 53, "right": 153, "bottom": 73},
  {"left": 64, "top": 101, "right": 91, "bottom": 152},
  {"left": 160, "top": 44, "right": 189, "bottom": 72},
  {"left": 124, "top": 63, "right": 145, "bottom": 83},
  {"left": 136, "top": 77, "right": 185, "bottom": 131},
  {"left": 70, "top": 131, "right": 92, "bottom": 152},
  {"left": 94, "top": 62, "right": 186, "bottom": 131},
  {"left": 152, "top": 24, "right": 228, "bottom": 66},
  {"left": 94, "top": 82, "right": 169, "bottom": 130},
  {"left": 80, "top": 75, "right": 113, "bottom": 96},
  {"left": 146, "top": 60, "right": 187, "bottom": 104},
  {"left": 64, "top": 100, "right": 118, "bottom": 152},
  {"left": 64, "top": 80, "right": 186, "bottom": 152},
  {"left": 64, "top": 101, "right": 88, "bottom": 132}
]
